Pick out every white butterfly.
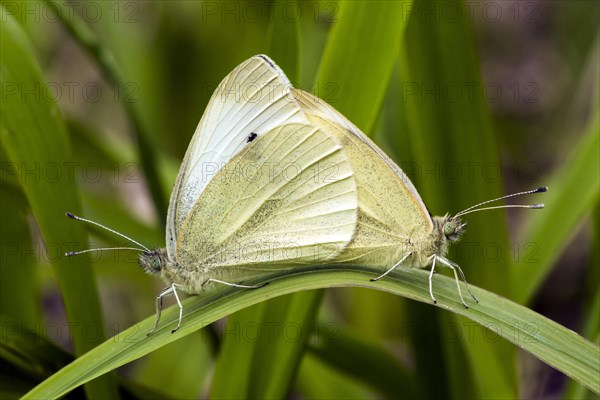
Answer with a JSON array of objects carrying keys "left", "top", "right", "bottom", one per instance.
[
  {"left": 68, "top": 55, "right": 545, "bottom": 334},
  {"left": 141, "top": 55, "right": 358, "bottom": 333}
]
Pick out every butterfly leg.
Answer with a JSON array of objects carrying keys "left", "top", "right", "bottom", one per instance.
[
  {"left": 370, "top": 252, "right": 413, "bottom": 282},
  {"left": 170, "top": 284, "right": 184, "bottom": 333},
  {"left": 147, "top": 292, "right": 163, "bottom": 336},
  {"left": 205, "top": 278, "right": 268, "bottom": 289},
  {"left": 435, "top": 257, "right": 478, "bottom": 308},
  {"left": 147, "top": 283, "right": 185, "bottom": 336},
  {"left": 428, "top": 255, "right": 438, "bottom": 304},
  {"left": 437, "top": 257, "right": 479, "bottom": 304}
]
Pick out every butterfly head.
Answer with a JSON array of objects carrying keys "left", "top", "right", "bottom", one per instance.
[
  {"left": 139, "top": 249, "right": 168, "bottom": 276},
  {"left": 431, "top": 214, "right": 466, "bottom": 249},
  {"left": 443, "top": 215, "right": 467, "bottom": 242}
]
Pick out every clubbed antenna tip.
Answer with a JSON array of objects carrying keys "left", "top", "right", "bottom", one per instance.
[{"left": 454, "top": 186, "right": 548, "bottom": 218}]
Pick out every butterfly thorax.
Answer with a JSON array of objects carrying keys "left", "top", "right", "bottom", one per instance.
[{"left": 406, "top": 214, "right": 465, "bottom": 268}]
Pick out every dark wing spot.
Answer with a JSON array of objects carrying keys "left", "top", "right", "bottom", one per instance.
[{"left": 247, "top": 132, "right": 258, "bottom": 143}]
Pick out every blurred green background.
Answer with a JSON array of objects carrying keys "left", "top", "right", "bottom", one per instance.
[{"left": 1, "top": 0, "right": 598, "bottom": 399}]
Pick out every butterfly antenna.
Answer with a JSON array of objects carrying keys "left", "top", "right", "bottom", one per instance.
[
  {"left": 66, "top": 247, "right": 147, "bottom": 257},
  {"left": 65, "top": 212, "right": 150, "bottom": 255},
  {"left": 454, "top": 187, "right": 547, "bottom": 219}
]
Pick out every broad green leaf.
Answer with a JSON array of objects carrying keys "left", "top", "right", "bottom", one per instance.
[
  {"left": 25, "top": 266, "right": 600, "bottom": 398},
  {"left": 0, "top": 9, "right": 117, "bottom": 398}
]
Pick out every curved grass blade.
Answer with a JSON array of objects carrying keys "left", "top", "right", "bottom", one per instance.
[
  {"left": 24, "top": 266, "right": 600, "bottom": 399},
  {"left": 0, "top": 9, "right": 117, "bottom": 398},
  {"left": 307, "top": 322, "right": 417, "bottom": 398},
  {"left": 395, "top": 0, "right": 516, "bottom": 397},
  {"left": 513, "top": 115, "right": 600, "bottom": 304},
  {"left": 42, "top": 0, "right": 167, "bottom": 225}
]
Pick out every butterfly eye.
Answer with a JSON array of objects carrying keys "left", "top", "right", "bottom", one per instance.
[
  {"left": 151, "top": 257, "right": 163, "bottom": 272},
  {"left": 138, "top": 251, "right": 163, "bottom": 275},
  {"left": 444, "top": 221, "right": 455, "bottom": 236}
]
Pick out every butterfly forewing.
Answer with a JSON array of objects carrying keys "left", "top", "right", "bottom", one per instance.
[
  {"left": 167, "top": 55, "right": 306, "bottom": 258},
  {"left": 175, "top": 123, "right": 358, "bottom": 282}
]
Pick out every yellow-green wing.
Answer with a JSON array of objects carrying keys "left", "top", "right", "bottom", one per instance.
[
  {"left": 175, "top": 123, "right": 358, "bottom": 278},
  {"left": 292, "top": 88, "right": 431, "bottom": 224},
  {"left": 166, "top": 55, "right": 306, "bottom": 259},
  {"left": 292, "top": 89, "right": 433, "bottom": 268}
]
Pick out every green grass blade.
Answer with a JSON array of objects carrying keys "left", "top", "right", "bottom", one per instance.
[
  {"left": 134, "top": 333, "right": 212, "bottom": 399},
  {"left": 295, "top": 353, "right": 375, "bottom": 399},
  {"left": 513, "top": 115, "right": 600, "bottom": 304},
  {"left": 316, "top": 0, "right": 413, "bottom": 134},
  {"left": 563, "top": 292, "right": 600, "bottom": 400},
  {"left": 396, "top": 0, "right": 516, "bottom": 397},
  {"left": 211, "top": 303, "right": 266, "bottom": 399},
  {"left": 0, "top": 313, "right": 176, "bottom": 399},
  {"left": 267, "top": 0, "right": 300, "bottom": 84},
  {"left": 0, "top": 182, "right": 38, "bottom": 328},
  {"left": 0, "top": 9, "right": 117, "bottom": 399},
  {"left": 211, "top": 294, "right": 322, "bottom": 399},
  {"left": 42, "top": 0, "right": 168, "bottom": 225},
  {"left": 24, "top": 266, "right": 600, "bottom": 398},
  {"left": 308, "top": 322, "right": 416, "bottom": 398}
]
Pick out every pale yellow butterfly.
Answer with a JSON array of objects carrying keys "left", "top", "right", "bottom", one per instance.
[
  {"left": 67, "top": 55, "right": 545, "bottom": 334},
  {"left": 289, "top": 87, "right": 545, "bottom": 303}
]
